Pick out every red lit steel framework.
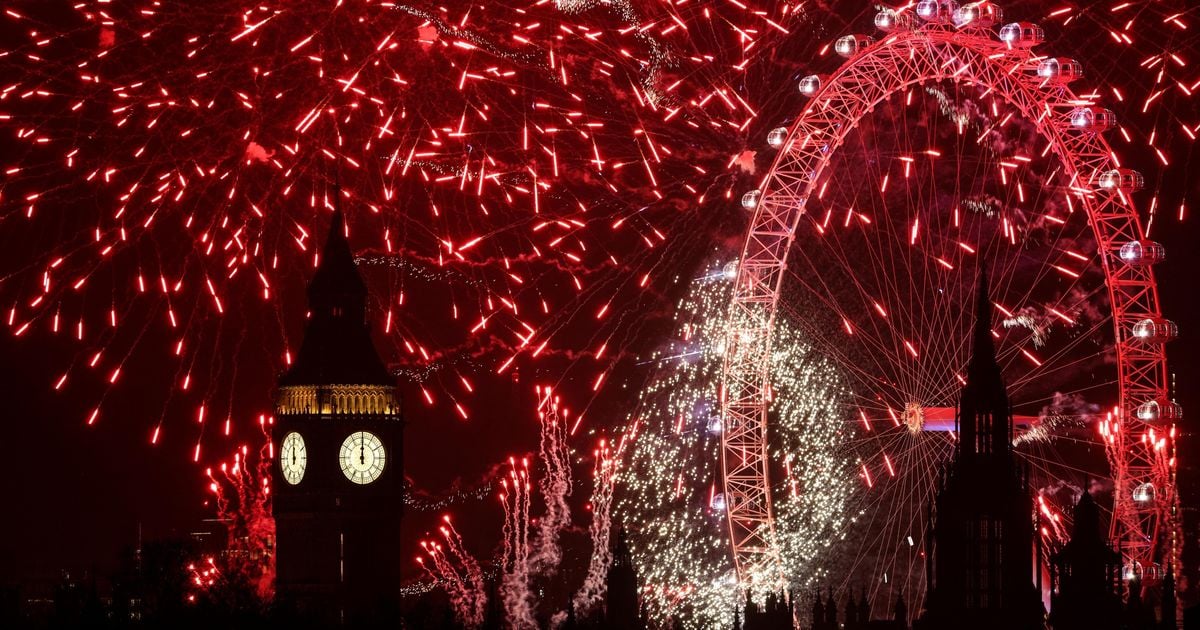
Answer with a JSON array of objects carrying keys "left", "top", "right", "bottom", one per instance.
[{"left": 720, "top": 8, "right": 1176, "bottom": 589}]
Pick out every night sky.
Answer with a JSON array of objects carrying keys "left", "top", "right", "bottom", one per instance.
[{"left": 1, "top": 0, "right": 1199, "bottom": 611}]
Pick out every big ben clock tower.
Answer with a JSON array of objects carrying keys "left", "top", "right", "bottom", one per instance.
[{"left": 272, "top": 202, "right": 404, "bottom": 625}]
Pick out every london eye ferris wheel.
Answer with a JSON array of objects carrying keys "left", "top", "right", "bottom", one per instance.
[{"left": 720, "top": 0, "right": 1178, "bottom": 601}]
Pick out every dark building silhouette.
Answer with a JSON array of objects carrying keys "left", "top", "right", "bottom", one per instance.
[
  {"left": 1127, "top": 576, "right": 1159, "bottom": 629},
  {"left": 742, "top": 591, "right": 793, "bottom": 630},
  {"left": 1049, "top": 487, "right": 1124, "bottom": 630},
  {"left": 1186, "top": 603, "right": 1200, "bottom": 630},
  {"left": 806, "top": 587, "right": 841, "bottom": 630},
  {"left": 856, "top": 589, "right": 870, "bottom": 627},
  {"left": 1047, "top": 492, "right": 1180, "bottom": 627},
  {"left": 479, "top": 578, "right": 504, "bottom": 630},
  {"left": 271, "top": 200, "right": 404, "bottom": 626},
  {"left": 561, "top": 601, "right": 580, "bottom": 630},
  {"left": 844, "top": 589, "right": 859, "bottom": 628},
  {"left": 805, "top": 588, "right": 907, "bottom": 630},
  {"left": 1161, "top": 567, "right": 1178, "bottom": 630},
  {"left": 604, "top": 527, "right": 646, "bottom": 629},
  {"left": 810, "top": 589, "right": 825, "bottom": 630},
  {"left": 890, "top": 595, "right": 908, "bottom": 629},
  {"left": 917, "top": 269, "right": 1044, "bottom": 629},
  {"left": 0, "top": 584, "right": 19, "bottom": 630},
  {"left": 49, "top": 571, "right": 105, "bottom": 629}
]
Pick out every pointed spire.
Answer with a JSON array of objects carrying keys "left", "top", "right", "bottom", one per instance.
[
  {"left": 307, "top": 186, "right": 366, "bottom": 306},
  {"left": 1071, "top": 480, "right": 1101, "bottom": 542},
  {"left": 958, "top": 260, "right": 1012, "bottom": 457},
  {"left": 844, "top": 590, "right": 858, "bottom": 625},
  {"left": 612, "top": 526, "right": 632, "bottom": 568},
  {"left": 563, "top": 602, "right": 578, "bottom": 630},
  {"left": 279, "top": 191, "right": 392, "bottom": 387},
  {"left": 326, "top": 198, "right": 347, "bottom": 254},
  {"left": 969, "top": 260, "right": 998, "bottom": 371},
  {"left": 893, "top": 594, "right": 907, "bottom": 624},
  {"left": 605, "top": 524, "right": 642, "bottom": 629}
]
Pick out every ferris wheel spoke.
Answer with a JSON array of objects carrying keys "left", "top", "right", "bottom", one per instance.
[{"left": 722, "top": 12, "right": 1173, "bottom": 595}]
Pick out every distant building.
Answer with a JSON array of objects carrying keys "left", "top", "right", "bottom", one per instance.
[
  {"left": 738, "top": 267, "right": 1184, "bottom": 630},
  {"left": 741, "top": 590, "right": 792, "bottom": 630},
  {"left": 804, "top": 588, "right": 906, "bottom": 630},
  {"left": 917, "top": 269, "right": 1044, "bottom": 629},
  {"left": 271, "top": 198, "right": 405, "bottom": 626},
  {"left": 0, "top": 584, "right": 18, "bottom": 628},
  {"left": 1049, "top": 486, "right": 1124, "bottom": 629},
  {"left": 603, "top": 527, "right": 647, "bottom": 629}
]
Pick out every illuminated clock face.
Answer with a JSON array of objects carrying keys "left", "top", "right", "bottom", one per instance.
[
  {"left": 280, "top": 431, "right": 307, "bottom": 485},
  {"left": 339, "top": 431, "right": 385, "bottom": 485}
]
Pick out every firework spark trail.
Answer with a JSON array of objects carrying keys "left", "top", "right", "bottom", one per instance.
[
  {"left": 500, "top": 457, "right": 536, "bottom": 629},
  {"left": 416, "top": 542, "right": 464, "bottom": 611},
  {"left": 572, "top": 438, "right": 618, "bottom": 617},
  {"left": 530, "top": 385, "right": 573, "bottom": 575},
  {"left": 186, "top": 556, "right": 220, "bottom": 602},
  {"left": 417, "top": 516, "right": 487, "bottom": 629},
  {"left": 441, "top": 517, "right": 487, "bottom": 627},
  {"left": 499, "top": 476, "right": 514, "bottom": 579},
  {"left": 2, "top": 0, "right": 757, "bottom": 454},
  {"left": 1, "top": 0, "right": 1195, "bottom": 621},
  {"left": 616, "top": 263, "right": 853, "bottom": 628},
  {"left": 204, "top": 415, "right": 276, "bottom": 601},
  {"left": 2, "top": 0, "right": 1188, "bottom": 498}
]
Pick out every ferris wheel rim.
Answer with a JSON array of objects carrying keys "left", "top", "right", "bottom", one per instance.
[{"left": 720, "top": 17, "right": 1173, "bottom": 588}]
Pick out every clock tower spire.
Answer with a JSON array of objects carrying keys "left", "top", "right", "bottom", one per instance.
[{"left": 272, "top": 193, "right": 404, "bottom": 626}]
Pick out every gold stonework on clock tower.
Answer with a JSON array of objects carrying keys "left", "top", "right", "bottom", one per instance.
[{"left": 275, "top": 384, "right": 399, "bottom": 416}]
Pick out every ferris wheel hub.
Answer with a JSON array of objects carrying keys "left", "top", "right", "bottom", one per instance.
[{"left": 903, "top": 402, "right": 926, "bottom": 434}]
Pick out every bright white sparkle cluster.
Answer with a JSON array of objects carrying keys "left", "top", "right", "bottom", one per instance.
[{"left": 615, "top": 262, "right": 855, "bottom": 628}]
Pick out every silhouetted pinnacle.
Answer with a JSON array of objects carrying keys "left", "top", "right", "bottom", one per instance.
[{"left": 279, "top": 193, "right": 392, "bottom": 387}]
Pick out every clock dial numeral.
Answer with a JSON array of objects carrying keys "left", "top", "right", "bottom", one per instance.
[
  {"left": 339, "top": 431, "right": 385, "bottom": 485},
  {"left": 280, "top": 432, "right": 307, "bottom": 485}
]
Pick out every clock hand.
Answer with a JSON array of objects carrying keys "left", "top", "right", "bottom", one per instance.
[{"left": 360, "top": 435, "right": 366, "bottom": 465}]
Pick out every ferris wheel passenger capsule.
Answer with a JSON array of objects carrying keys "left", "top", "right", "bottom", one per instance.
[
  {"left": 798, "top": 74, "right": 826, "bottom": 97},
  {"left": 999, "top": 22, "right": 1045, "bottom": 48},
  {"left": 1117, "top": 239, "right": 1165, "bottom": 267},
  {"left": 916, "top": 1, "right": 959, "bottom": 23},
  {"left": 835, "top": 34, "right": 874, "bottom": 58},
  {"left": 953, "top": 2, "right": 1003, "bottom": 28},
  {"left": 766, "top": 127, "right": 789, "bottom": 149},
  {"left": 1098, "top": 168, "right": 1145, "bottom": 193},
  {"left": 1069, "top": 107, "right": 1117, "bottom": 132},
  {"left": 1131, "top": 318, "right": 1178, "bottom": 344},
  {"left": 875, "top": 8, "right": 915, "bottom": 32},
  {"left": 1037, "top": 57, "right": 1084, "bottom": 84},
  {"left": 741, "top": 190, "right": 761, "bottom": 211},
  {"left": 1132, "top": 482, "right": 1156, "bottom": 503},
  {"left": 1135, "top": 398, "right": 1183, "bottom": 423}
]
